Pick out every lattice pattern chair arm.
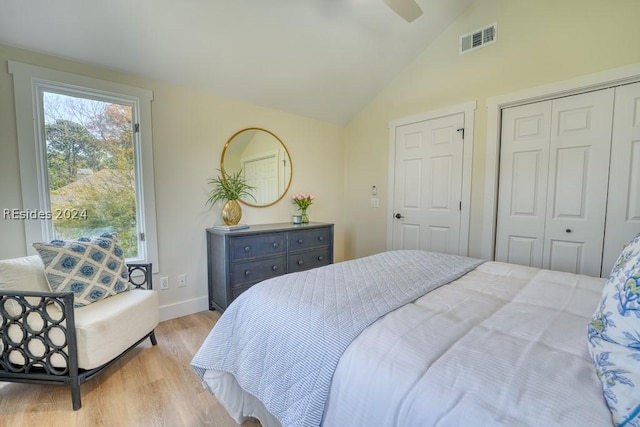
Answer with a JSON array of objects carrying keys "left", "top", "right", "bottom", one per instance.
[
  {"left": 127, "top": 263, "right": 153, "bottom": 290},
  {"left": 0, "top": 289, "right": 77, "bottom": 378}
]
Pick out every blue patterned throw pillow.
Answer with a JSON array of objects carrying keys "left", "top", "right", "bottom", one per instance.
[
  {"left": 588, "top": 233, "right": 640, "bottom": 426},
  {"left": 33, "top": 233, "right": 129, "bottom": 307}
]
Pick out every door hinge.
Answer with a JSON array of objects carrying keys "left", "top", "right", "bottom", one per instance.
[
  {"left": 459, "top": 201, "right": 462, "bottom": 211},
  {"left": 457, "top": 127, "right": 465, "bottom": 140},
  {"left": 139, "top": 232, "right": 145, "bottom": 241},
  {"left": 134, "top": 123, "right": 140, "bottom": 133}
]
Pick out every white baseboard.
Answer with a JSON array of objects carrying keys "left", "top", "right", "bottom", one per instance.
[{"left": 159, "top": 295, "right": 209, "bottom": 322}]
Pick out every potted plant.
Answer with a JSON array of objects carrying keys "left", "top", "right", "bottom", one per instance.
[{"left": 207, "top": 169, "right": 256, "bottom": 225}]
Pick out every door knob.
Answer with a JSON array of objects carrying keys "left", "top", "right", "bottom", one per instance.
[{"left": 394, "top": 213, "right": 404, "bottom": 219}]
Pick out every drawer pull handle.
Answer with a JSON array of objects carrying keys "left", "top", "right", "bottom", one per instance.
[
  {"left": 244, "top": 270, "right": 251, "bottom": 276},
  {"left": 272, "top": 265, "right": 278, "bottom": 271},
  {"left": 297, "top": 239, "right": 304, "bottom": 244},
  {"left": 297, "top": 260, "right": 304, "bottom": 266},
  {"left": 317, "top": 256, "right": 324, "bottom": 261},
  {"left": 244, "top": 246, "right": 251, "bottom": 252},
  {"left": 272, "top": 242, "right": 279, "bottom": 248},
  {"left": 318, "top": 236, "right": 324, "bottom": 241}
]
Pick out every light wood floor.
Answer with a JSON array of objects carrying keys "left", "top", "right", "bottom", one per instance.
[{"left": 0, "top": 311, "right": 261, "bottom": 427}]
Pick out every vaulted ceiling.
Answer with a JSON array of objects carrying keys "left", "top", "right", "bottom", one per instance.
[{"left": 0, "top": 0, "right": 474, "bottom": 124}]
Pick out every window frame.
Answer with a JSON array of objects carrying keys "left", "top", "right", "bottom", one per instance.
[{"left": 9, "top": 61, "right": 159, "bottom": 272}]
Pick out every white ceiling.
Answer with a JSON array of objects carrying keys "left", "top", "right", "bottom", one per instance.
[{"left": 0, "top": 0, "right": 474, "bottom": 124}]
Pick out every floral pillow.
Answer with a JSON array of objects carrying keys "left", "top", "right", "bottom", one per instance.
[
  {"left": 33, "top": 233, "right": 129, "bottom": 307},
  {"left": 588, "top": 233, "right": 640, "bottom": 426}
]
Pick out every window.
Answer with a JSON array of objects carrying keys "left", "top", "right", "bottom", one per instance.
[{"left": 9, "top": 61, "right": 159, "bottom": 271}]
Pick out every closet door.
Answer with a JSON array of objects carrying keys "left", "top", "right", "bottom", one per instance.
[
  {"left": 602, "top": 82, "right": 640, "bottom": 275},
  {"left": 496, "top": 89, "right": 614, "bottom": 277},
  {"left": 495, "top": 101, "right": 552, "bottom": 267},
  {"left": 542, "top": 89, "right": 614, "bottom": 277}
]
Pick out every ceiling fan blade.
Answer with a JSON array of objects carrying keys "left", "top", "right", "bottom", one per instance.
[{"left": 383, "top": 0, "right": 423, "bottom": 22}]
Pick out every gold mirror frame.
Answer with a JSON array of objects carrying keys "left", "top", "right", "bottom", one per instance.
[{"left": 220, "top": 128, "right": 293, "bottom": 207}]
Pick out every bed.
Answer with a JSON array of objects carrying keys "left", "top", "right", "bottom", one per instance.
[{"left": 192, "top": 244, "right": 640, "bottom": 427}]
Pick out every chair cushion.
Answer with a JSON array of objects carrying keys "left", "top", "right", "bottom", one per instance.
[
  {"left": 33, "top": 233, "right": 130, "bottom": 307},
  {"left": 0, "top": 255, "right": 50, "bottom": 317},
  {"left": 6, "top": 289, "right": 159, "bottom": 370},
  {"left": 588, "top": 233, "right": 640, "bottom": 426},
  {"left": 74, "top": 289, "right": 159, "bottom": 369}
]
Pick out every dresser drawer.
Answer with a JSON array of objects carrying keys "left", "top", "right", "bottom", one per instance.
[
  {"left": 230, "top": 256, "right": 286, "bottom": 286},
  {"left": 231, "top": 283, "right": 253, "bottom": 302},
  {"left": 288, "top": 247, "right": 331, "bottom": 273},
  {"left": 289, "top": 228, "right": 331, "bottom": 251},
  {"left": 208, "top": 223, "right": 333, "bottom": 312},
  {"left": 229, "top": 233, "right": 285, "bottom": 261}
]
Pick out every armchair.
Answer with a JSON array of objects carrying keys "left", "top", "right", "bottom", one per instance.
[{"left": 0, "top": 256, "right": 159, "bottom": 410}]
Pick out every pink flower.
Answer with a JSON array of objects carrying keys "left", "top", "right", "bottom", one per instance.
[{"left": 292, "top": 192, "right": 314, "bottom": 210}]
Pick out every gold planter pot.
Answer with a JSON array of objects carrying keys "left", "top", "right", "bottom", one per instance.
[{"left": 222, "top": 200, "right": 242, "bottom": 225}]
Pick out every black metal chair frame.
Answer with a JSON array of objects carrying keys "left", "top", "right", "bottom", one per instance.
[{"left": 0, "top": 263, "right": 156, "bottom": 410}]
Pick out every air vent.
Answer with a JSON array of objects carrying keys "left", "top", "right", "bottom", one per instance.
[{"left": 459, "top": 23, "right": 497, "bottom": 55}]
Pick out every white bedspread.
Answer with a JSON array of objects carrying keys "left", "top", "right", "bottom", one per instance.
[{"left": 322, "top": 261, "right": 612, "bottom": 426}]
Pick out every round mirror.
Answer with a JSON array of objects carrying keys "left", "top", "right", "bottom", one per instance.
[{"left": 221, "top": 128, "right": 292, "bottom": 207}]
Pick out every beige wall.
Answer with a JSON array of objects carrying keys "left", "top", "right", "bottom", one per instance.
[
  {"left": 0, "top": 44, "right": 345, "bottom": 318},
  {"left": 3, "top": 0, "right": 640, "bottom": 317},
  {"left": 343, "top": 0, "right": 640, "bottom": 260}
]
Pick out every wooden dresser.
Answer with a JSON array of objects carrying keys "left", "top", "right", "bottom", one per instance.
[{"left": 206, "top": 222, "right": 334, "bottom": 311}]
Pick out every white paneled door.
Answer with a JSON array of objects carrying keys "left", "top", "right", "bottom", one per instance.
[
  {"left": 496, "top": 89, "right": 615, "bottom": 277},
  {"left": 392, "top": 113, "right": 464, "bottom": 254},
  {"left": 495, "top": 100, "right": 552, "bottom": 268},
  {"left": 543, "top": 90, "right": 614, "bottom": 276},
  {"left": 243, "top": 154, "right": 278, "bottom": 205},
  {"left": 603, "top": 82, "right": 640, "bottom": 275}
]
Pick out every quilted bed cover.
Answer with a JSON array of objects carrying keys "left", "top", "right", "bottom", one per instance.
[
  {"left": 191, "top": 250, "right": 482, "bottom": 426},
  {"left": 193, "top": 254, "right": 613, "bottom": 426}
]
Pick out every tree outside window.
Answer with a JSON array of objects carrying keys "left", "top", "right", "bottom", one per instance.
[{"left": 43, "top": 92, "right": 139, "bottom": 258}]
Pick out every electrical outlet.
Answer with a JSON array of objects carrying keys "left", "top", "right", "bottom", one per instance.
[
  {"left": 371, "top": 197, "right": 379, "bottom": 208},
  {"left": 177, "top": 274, "right": 186, "bottom": 288},
  {"left": 160, "top": 276, "right": 169, "bottom": 290}
]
